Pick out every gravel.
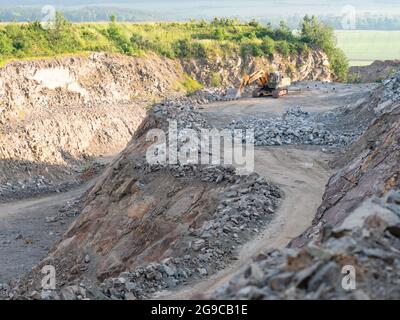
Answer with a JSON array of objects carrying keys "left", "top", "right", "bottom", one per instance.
[
  {"left": 228, "top": 106, "right": 364, "bottom": 150},
  {"left": 91, "top": 162, "right": 282, "bottom": 300},
  {"left": 212, "top": 191, "right": 400, "bottom": 300}
]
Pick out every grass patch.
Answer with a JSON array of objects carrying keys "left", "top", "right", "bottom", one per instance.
[
  {"left": 335, "top": 30, "right": 400, "bottom": 66},
  {"left": 177, "top": 73, "right": 204, "bottom": 94},
  {"left": 210, "top": 72, "right": 222, "bottom": 87}
]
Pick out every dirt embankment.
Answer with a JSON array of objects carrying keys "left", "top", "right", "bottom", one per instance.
[
  {"left": 0, "top": 53, "right": 185, "bottom": 200},
  {"left": 349, "top": 60, "right": 400, "bottom": 83},
  {"left": 183, "top": 49, "right": 333, "bottom": 87},
  {"left": 293, "top": 71, "right": 400, "bottom": 243}
]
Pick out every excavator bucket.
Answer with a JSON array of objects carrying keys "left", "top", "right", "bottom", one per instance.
[{"left": 226, "top": 88, "right": 241, "bottom": 100}]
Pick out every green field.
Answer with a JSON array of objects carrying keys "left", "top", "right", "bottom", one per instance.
[{"left": 335, "top": 30, "right": 400, "bottom": 66}]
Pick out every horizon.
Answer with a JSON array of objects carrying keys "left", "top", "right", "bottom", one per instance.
[{"left": 0, "top": 0, "right": 400, "bottom": 24}]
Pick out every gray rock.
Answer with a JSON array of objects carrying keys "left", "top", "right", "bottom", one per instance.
[
  {"left": 269, "top": 272, "right": 293, "bottom": 291},
  {"left": 245, "top": 263, "right": 265, "bottom": 285},
  {"left": 162, "top": 265, "right": 176, "bottom": 277},
  {"left": 192, "top": 239, "right": 206, "bottom": 251},
  {"left": 307, "top": 261, "right": 340, "bottom": 291},
  {"left": 198, "top": 268, "right": 208, "bottom": 276},
  {"left": 41, "top": 290, "right": 60, "bottom": 300}
]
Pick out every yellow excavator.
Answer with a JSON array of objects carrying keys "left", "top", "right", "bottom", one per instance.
[{"left": 235, "top": 70, "right": 291, "bottom": 99}]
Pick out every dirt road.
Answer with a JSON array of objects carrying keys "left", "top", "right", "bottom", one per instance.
[
  {"left": 198, "top": 82, "right": 375, "bottom": 127},
  {"left": 0, "top": 82, "right": 372, "bottom": 293},
  {"left": 0, "top": 184, "right": 92, "bottom": 284},
  {"left": 156, "top": 146, "right": 332, "bottom": 299}
]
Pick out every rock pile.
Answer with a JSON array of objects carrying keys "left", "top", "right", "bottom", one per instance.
[
  {"left": 213, "top": 191, "right": 400, "bottom": 300},
  {"left": 0, "top": 175, "right": 76, "bottom": 203},
  {"left": 229, "top": 107, "right": 361, "bottom": 149},
  {"left": 97, "top": 163, "right": 282, "bottom": 300},
  {"left": 375, "top": 71, "right": 400, "bottom": 114},
  {"left": 1, "top": 94, "right": 283, "bottom": 300},
  {"left": 212, "top": 74, "right": 400, "bottom": 300}
]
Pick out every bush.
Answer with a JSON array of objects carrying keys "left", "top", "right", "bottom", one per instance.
[
  {"left": 240, "top": 42, "right": 263, "bottom": 58},
  {"left": 248, "top": 19, "right": 261, "bottom": 28},
  {"left": 172, "top": 39, "right": 192, "bottom": 58},
  {"left": 329, "top": 48, "right": 349, "bottom": 82},
  {"left": 191, "top": 42, "right": 208, "bottom": 59},
  {"left": 210, "top": 72, "right": 222, "bottom": 87},
  {"left": 260, "top": 36, "right": 275, "bottom": 56},
  {"left": 0, "top": 32, "right": 13, "bottom": 55},
  {"left": 274, "top": 21, "right": 294, "bottom": 41},
  {"left": 179, "top": 73, "right": 204, "bottom": 94},
  {"left": 212, "top": 28, "right": 226, "bottom": 40},
  {"left": 47, "top": 12, "right": 81, "bottom": 53},
  {"left": 276, "top": 40, "right": 290, "bottom": 56},
  {"left": 105, "top": 20, "right": 137, "bottom": 55},
  {"left": 130, "top": 33, "right": 149, "bottom": 51}
]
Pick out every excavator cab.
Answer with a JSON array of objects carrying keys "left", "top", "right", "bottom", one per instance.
[{"left": 267, "top": 72, "right": 282, "bottom": 90}]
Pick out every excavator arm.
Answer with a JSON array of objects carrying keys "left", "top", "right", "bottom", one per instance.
[{"left": 236, "top": 70, "right": 268, "bottom": 98}]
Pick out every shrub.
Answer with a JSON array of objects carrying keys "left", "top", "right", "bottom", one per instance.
[
  {"left": 240, "top": 42, "right": 263, "bottom": 58},
  {"left": 248, "top": 19, "right": 261, "bottom": 28},
  {"left": 210, "top": 72, "right": 222, "bottom": 87},
  {"left": 212, "top": 28, "right": 226, "bottom": 40},
  {"left": 172, "top": 39, "right": 192, "bottom": 58},
  {"left": 329, "top": 48, "right": 349, "bottom": 82},
  {"left": 179, "top": 73, "right": 204, "bottom": 94},
  {"left": 191, "top": 42, "right": 208, "bottom": 59},
  {"left": 105, "top": 20, "right": 137, "bottom": 55},
  {"left": 260, "top": 36, "right": 275, "bottom": 56},
  {"left": 276, "top": 40, "right": 290, "bottom": 56},
  {"left": 0, "top": 32, "right": 13, "bottom": 55}
]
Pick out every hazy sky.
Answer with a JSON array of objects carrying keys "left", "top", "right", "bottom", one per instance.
[
  {"left": 1, "top": 1, "right": 399, "bottom": 16},
  {"left": 0, "top": 0, "right": 400, "bottom": 19}
]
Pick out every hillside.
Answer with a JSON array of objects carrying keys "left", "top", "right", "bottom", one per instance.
[{"left": 0, "top": 15, "right": 348, "bottom": 80}]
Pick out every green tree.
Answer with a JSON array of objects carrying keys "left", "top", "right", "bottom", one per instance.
[
  {"left": 300, "top": 15, "right": 349, "bottom": 81},
  {"left": 105, "top": 19, "right": 137, "bottom": 55}
]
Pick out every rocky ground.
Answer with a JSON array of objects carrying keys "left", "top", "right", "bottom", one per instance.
[
  {"left": 212, "top": 73, "right": 400, "bottom": 300},
  {"left": 0, "top": 54, "right": 399, "bottom": 300},
  {"left": 1, "top": 97, "right": 283, "bottom": 300},
  {"left": 228, "top": 106, "right": 367, "bottom": 150},
  {"left": 213, "top": 194, "right": 400, "bottom": 299}
]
